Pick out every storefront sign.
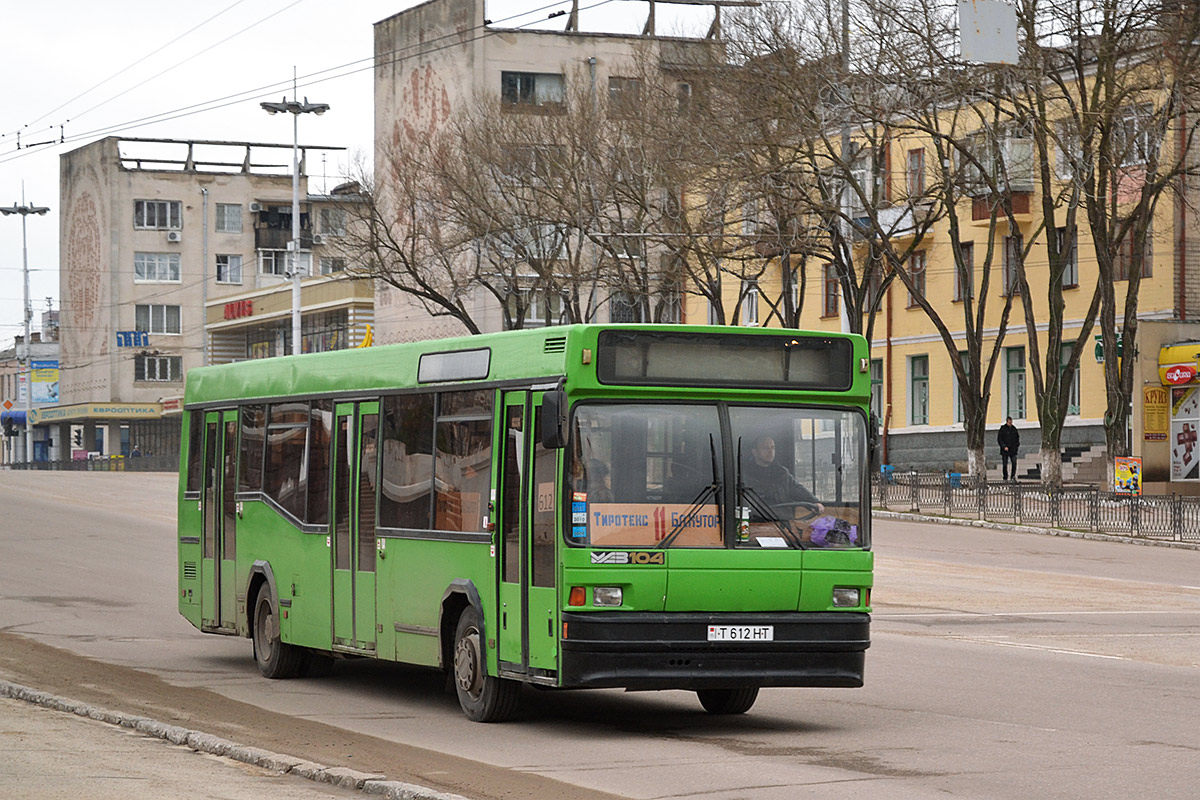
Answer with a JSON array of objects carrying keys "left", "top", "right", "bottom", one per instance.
[
  {"left": 1114, "top": 456, "right": 1142, "bottom": 495},
  {"left": 224, "top": 300, "right": 254, "bottom": 320},
  {"left": 1164, "top": 364, "right": 1196, "bottom": 385},
  {"left": 1158, "top": 342, "right": 1200, "bottom": 385},
  {"left": 1144, "top": 386, "right": 1168, "bottom": 441}
]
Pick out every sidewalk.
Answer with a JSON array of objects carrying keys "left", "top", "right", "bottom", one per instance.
[{"left": 0, "top": 684, "right": 468, "bottom": 800}]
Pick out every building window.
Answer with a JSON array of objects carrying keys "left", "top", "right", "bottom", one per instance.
[
  {"left": 955, "top": 350, "right": 969, "bottom": 423},
  {"left": 740, "top": 280, "right": 760, "bottom": 326},
  {"left": 319, "top": 257, "right": 346, "bottom": 275},
  {"left": 260, "top": 250, "right": 311, "bottom": 276},
  {"left": 135, "top": 354, "right": 182, "bottom": 382},
  {"left": 301, "top": 310, "right": 349, "bottom": 354},
  {"left": 216, "top": 254, "right": 243, "bottom": 284},
  {"left": 1061, "top": 345, "right": 1080, "bottom": 415},
  {"left": 655, "top": 287, "right": 682, "bottom": 323},
  {"left": 320, "top": 208, "right": 346, "bottom": 236},
  {"left": 1003, "top": 235, "right": 1023, "bottom": 296},
  {"left": 215, "top": 203, "right": 242, "bottom": 234},
  {"left": 1115, "top": 104, "right": 1154, "bottom": 168},
  {"left": 870, "top": 358, "right": 883, "bottom": 422},
  {"left": 134, "top": 200, "right": 181, "bottom": 230},
  {"left": 608, "top": 76, "right": 641, "bottom": 117},
  {"left": 910, "top": 355, "right": 929, "bottom": 425},
  {"left": 954, "top": 242, "right": 974, "bottom": 301},
  {"left": 508, "top": 288, "right": 564, "bottom": 329},
  {"left": 134, "top": 252, "right": 181, "bottom": 282},
  {"left": 1006, "top": 346, "right": 1026, "bottom": 419},
  {"left": 906, "top": 148, "right": 925, "bottom": 195},
  {"left": 1057, "top": 227, "right": 1078, "bottom": 288},
  {"left": 1115, "top": 230, "right": 1152, "bottom": 281},
  {"left": 907, "top": 251, "right": 926, "bottom": 308},
  {"left": 676, "top": 81, "right": 692, "bottom": 111},
  {"left": 822, "top": 264, "right": 839, "bottom": 317},
  {"left": 135, "top": 304, "right": 181, "bottom": 335},
  {"left": 610, "top": 291, "right": 644, "bottom": 324},
  {"left": 500, "top": 71, "right": 565, "bottom": 109}
]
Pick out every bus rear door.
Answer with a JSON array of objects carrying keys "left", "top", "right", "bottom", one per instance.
[
  {"left": 496, "top": 391, "right": 559, "bottom": 678},
  {"left": 200, "top": 409, "right": 238, "bottom": 631},
  {"left": 331, "top": 402, "right": 380, "bottom": 652}
]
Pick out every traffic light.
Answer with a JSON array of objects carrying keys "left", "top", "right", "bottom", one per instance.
[
  {"left": 2, "top": 418, "right": 14, "bottom": 438},
  {"left": 73, "top": 429, "right": 82, "bottom": 447}
]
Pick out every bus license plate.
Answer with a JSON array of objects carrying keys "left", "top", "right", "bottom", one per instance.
[{"left": 707, "top": 625, "right": 774, "bottom": 642}]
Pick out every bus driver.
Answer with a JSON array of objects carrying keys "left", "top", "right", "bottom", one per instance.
[{"left": 743, "top": 435, "right": 824, "bottom": 516}]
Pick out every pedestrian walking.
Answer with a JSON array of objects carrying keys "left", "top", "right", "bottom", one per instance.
[{"left": 998, "top": 417, "right": 1020, "bottom": 481}]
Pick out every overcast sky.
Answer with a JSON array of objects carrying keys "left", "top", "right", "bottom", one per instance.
[{"left": 0, "top": 0, "right": 713, "bottom": 353}]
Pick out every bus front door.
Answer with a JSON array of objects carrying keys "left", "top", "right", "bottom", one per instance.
[
  {"left": 497, "top": 391, "right": 559, "bottom": 677},
  {"left": 200, "top": 410, "right": 238, "bottom": 631},
  {"left": 331, "top": 402, "right": 380, "bottom": 652}
]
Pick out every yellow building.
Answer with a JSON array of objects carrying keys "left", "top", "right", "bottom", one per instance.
[{"left": 705, "top": 112, "right": 1200, "bottom": 490}]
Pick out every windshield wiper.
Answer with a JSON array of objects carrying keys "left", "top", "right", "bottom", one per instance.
[
  {"left": 735, "top": 438, "right": 806, "bottom": 550},
  {"left": 657, "top": 434, "right": 722, "bottom": 550}
]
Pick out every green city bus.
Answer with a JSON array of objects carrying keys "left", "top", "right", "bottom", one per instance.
[{"left": 178, "top": 324, "right": 873, "bottom": 721}]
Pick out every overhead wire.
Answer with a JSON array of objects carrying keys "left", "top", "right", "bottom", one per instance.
[{"left": 0, "top": 0, "right": 614, "bottom": 167}]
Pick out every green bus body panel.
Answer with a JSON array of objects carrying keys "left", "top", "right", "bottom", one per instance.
[
  {"left": 800, "top": 550, "right": 875, "bottom": 612},
  {"left": 236, "top": 503, "right": 333, "bottom": 650},
  {"left": 377, "top": 538, "right": 495, "bottom": 669}
]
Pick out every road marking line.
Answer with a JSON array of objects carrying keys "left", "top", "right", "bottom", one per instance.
[{"left": 945, "top": 636, "right": 1128, "bottom": 660}]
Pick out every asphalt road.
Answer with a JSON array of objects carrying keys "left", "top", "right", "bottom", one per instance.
[{"left": 1, "top": 471, "right": 1198, "bottom": 799}]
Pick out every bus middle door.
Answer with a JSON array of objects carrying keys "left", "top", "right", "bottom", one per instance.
[
  {"left": 331, "top": 402, "right": 380, "bottom": 652},
  {"left": 496, "top": 391, "right": 559, "bottom": 678},
  {"left": 201, "top": 410, "right": 238, "bottom": 631}
]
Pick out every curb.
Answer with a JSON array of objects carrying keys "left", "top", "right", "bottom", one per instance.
[
  {"left": 875, "top": 509, "right": 1200, "bottom": 551},
  {"left": 0, "top": 680, "right": 471, "bottom": 800}
]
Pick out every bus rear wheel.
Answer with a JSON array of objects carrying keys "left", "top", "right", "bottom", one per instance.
[
  {"left": 452, "top": 607, "right": 519, "bottom": 722},
  {"left": 253, "top": 585, "right": 304, "bottom": 679},
  {"left": 696, "top": 687, "right": 759, "bottom": 715}
]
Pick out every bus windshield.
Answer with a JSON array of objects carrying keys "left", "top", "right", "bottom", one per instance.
[{"left": 568, "top": 403, "right": 868, "bottom": 550}]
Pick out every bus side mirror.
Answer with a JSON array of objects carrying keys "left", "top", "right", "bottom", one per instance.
[
  {"left": 868, "top": 412, "right": 881, "bottom": 468},
  {"left": 541, "top": 390, "right": 567, "bottom": 449}
]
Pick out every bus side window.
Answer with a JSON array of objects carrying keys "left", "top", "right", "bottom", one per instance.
[
  {"left": 185, "top": 410, "right": 204, "bottom": 493},
  {"left": 380, "top": 393, "right": 435, "bottom": 530}
]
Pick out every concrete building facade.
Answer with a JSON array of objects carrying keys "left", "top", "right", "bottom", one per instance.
[{"left": 54, "top": 137, "right": 367, "bottom": 462}]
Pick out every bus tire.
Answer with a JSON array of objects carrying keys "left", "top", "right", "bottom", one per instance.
[
  {"left": 696, "top": 687, "right": 759, "bottom": 715},
  {"left": 452, "top": 607, "right": 519, "bottom": 722},
  {"left": 252, "top": 585, "right": 303, "bottom": 679}
]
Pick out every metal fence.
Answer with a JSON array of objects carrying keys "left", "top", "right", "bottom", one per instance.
[
  {"left": 873, "top": 471, "right": 1200, "bottom": 542},
  {"left": 7, "top": 454, "right": 177, "bottom": 472}
]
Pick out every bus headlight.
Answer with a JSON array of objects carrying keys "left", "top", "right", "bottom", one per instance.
[
  {"left": 831, "top": 587, "right": 860, "bottom": 608},
  {"left": 593, "top": 586, "right": 623, "bottom": 607}
]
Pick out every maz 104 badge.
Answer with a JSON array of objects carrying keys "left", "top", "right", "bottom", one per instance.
[{"left": 590, "top": 551, "right": 665, "bottom": 565}]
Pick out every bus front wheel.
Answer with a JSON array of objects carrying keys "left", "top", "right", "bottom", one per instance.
[
  {"left": 252, "top": 585, "right": 304, "bottom": 679},
  {"left": 696, "top": 687, "right": 759, "bottom": 715},
  {"left": 452, "top": 607, "right": 519, "bottom": 722}
]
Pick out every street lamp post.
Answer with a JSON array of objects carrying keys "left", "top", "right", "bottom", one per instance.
[
  {"left": 260, "top": 94, "right": 330, "bottom": 356},
  {"left": 1, "top": 201, "right": 50, "bottom": 465}
]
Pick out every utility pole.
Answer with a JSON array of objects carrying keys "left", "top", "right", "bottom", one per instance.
[
  {"left": 261, "top": 76, "right": 330, "bottom": 357},
  {"left": 1, "top": 198, "right": 50, "bottom": 465}
]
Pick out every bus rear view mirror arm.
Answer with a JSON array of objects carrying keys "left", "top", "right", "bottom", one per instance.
[{"left": 541, "top": 387, "right": 568, "bottom": 449}]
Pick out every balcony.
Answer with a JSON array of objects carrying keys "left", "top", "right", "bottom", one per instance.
[{"left": 971, "top": 190, "right": 1032, "bottom": 225}]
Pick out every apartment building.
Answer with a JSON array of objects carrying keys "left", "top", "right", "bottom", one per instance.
[
  {"left": 372, "top": 0, "right": 720, "bottom": 343},
  {"left": 55, "top": 137, "right": 370, "bottom": 460}
]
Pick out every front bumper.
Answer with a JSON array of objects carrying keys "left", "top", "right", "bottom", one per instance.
[{"left": 559, "top": 611, "right": 869, "bottom": 690}]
